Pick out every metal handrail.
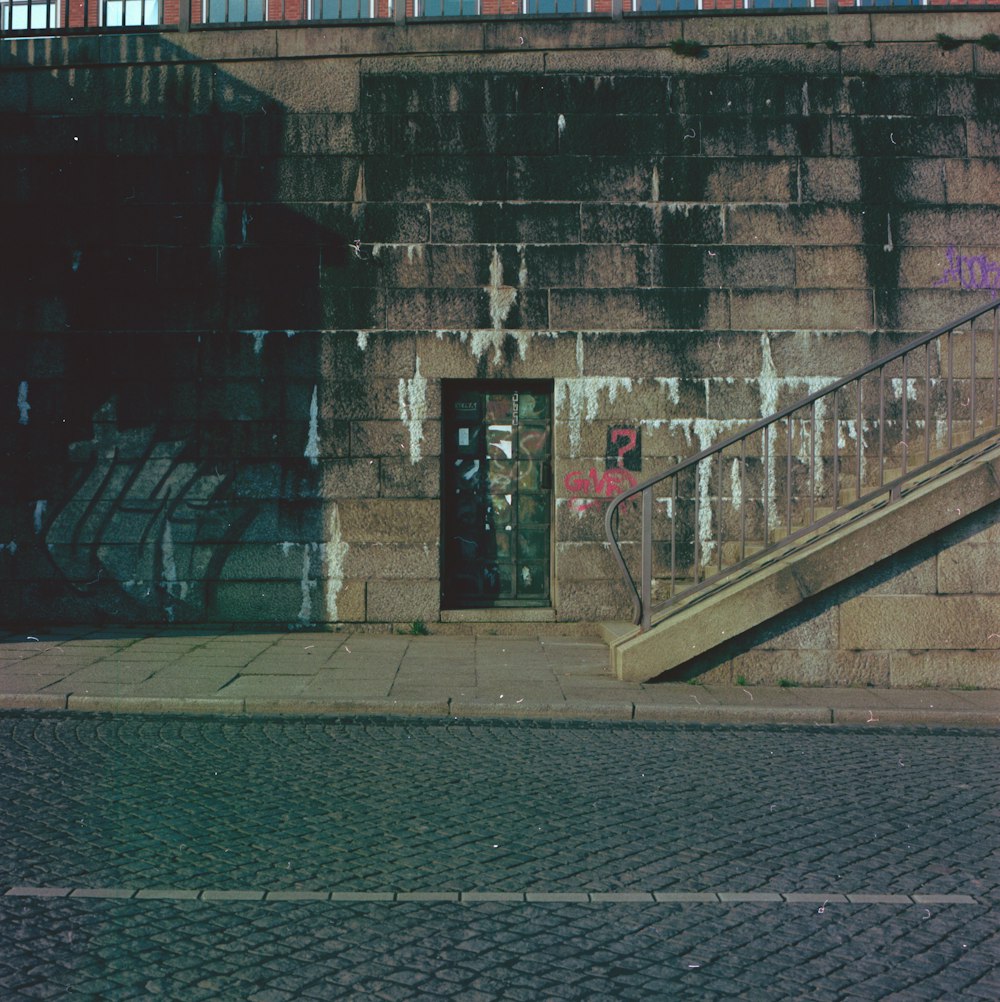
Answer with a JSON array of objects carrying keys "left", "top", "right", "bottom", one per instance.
[{"left": 605, "top": 297, "right": 1000, "bottom": 630}]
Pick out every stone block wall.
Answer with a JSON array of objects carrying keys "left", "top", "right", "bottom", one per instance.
[
  {"left": 3, "top": 13, "right": 1000, "bottom": 676},
  {"left": 683, "top": 498, "right": 1000, "bottom": 689}
]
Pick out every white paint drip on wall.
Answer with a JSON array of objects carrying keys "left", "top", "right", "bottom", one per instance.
[
  {"left": 325, "top": 504, "right": 349, "bottom": 622},
  {"left": 558, "top": 377, "right": 634, "bottom": 458},
  {"left": 656, "top": 497, "right": 674, "bottom": 521},
  {"left": 304, "top": 385, "right": 320, "bottom": 466},
  {"left": 33, "top": 500, "right": 46, "bottom": 535},
  {"left": 656, "top": 377, "right": 681, "bottom": 406},
  {"left": 356, "top": 331, "right": 369, "bottom": 351},
  {"left": 759, "top": 334, "right": 781, "bottom": 528},
  {"left": 17, "top": 381, "right": 29, "bottom": 425},
  {"left": 298, "top": 543, "right": 317, "bottom": 625},
  {"left": 697, "top": 457, "right": 715, "bottom": 566},
  {"left": 209, "top": 170, "right": 226, "bottom": 254},
  {"left": 160, "top": 520, "right": 187, "bottom": 602},
  {"left": 244, "top": 331, "right": 267, "bottom": 356},
  {"left": 487, "top": 246, "right": 518, "bottom": 331},
  {"left": 398, "top": 356, "right": 427, "bottom": 464},
  {"left": 557, "top": 113, "right": 566, "bottom": 136},
  {"left": 730, "top": 457, "right": 743, "bottom": 514},
  {"left": 351, "top": 162, "right": 366, "bottom": 222},
  {"left": 839, "top": 417, "right": 869, "bottom": 484}
]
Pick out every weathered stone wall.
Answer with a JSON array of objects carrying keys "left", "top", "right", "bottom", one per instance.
[
  {"left": 687, "top": 497, "right": 1000, "bottom": 689},
  {"left": 3, "top": 14, "right": 1000, "bottom": 662}
]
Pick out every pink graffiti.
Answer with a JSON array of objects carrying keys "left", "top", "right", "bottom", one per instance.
[
  {"left": 934, "top": 246, "right": 1000, "bottom": 291},
  {"left": 564, "top": 467, "right": 637, "bottom": 513}
]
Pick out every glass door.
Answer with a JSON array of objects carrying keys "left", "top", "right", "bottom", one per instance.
[{"left": 442, "top": 381, "right": 552, "bottom": 608}]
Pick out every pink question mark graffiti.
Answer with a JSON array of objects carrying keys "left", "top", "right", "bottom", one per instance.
[{"left": 611, "top": 428, "right": 637, "bottom": 468}]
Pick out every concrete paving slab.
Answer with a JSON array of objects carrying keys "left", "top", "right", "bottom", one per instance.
[
  {"left": 0, "top": 675, "right": 72, "bottom": 692},
  {"left": 302, "top": 673, "right": 396, "bottom": 697},
  {"left": 58, "top": 665, "right": 158, "bottom": 683},
  {"left": 217, "top": 676, "right": 311, "bottom": 698},
  {"left": 38, "top": 682, "right": 143, "bottom": 697},
  {"left": 146, "top": 664, "right": 245, "bottom": 679},
  {"left": 126, "top": 681, "right": 239, "bottom": 697},
  {"left": 237, "top": 660, "right": 325, "bottom": 675}
]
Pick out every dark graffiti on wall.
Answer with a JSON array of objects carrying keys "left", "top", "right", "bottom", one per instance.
[{"left": 38, "top": 414, "right": 258, "bottom": 622}]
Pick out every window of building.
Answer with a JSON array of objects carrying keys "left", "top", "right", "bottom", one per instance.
[
  {"left": 1, "top": 0, "right": 58, "bottom": 30},
  {"left": 203, "top": 0, "right": 266, "bottom": 22},
  {"left": 104, "top": 0, "right": 159, "bottom": 25},
  {"left": 419, "top": 0, "right": 479, "bottom": 15},
  {"left": 311, "top": 0, "right": 378, "bottom": 17}
]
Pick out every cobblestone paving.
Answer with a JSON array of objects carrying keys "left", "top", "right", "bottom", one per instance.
[{"left": 1, "top": 713, "right": 998, "bottom": 999}]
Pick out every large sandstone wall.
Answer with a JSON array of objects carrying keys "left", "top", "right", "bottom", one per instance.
[{"left": 2, "top": 14, "right": 1000, "bottom": 665}]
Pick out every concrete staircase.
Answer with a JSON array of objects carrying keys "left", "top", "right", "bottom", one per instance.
[
  {"left": 601, "top": 298, "right": 1000, "bottom": 683},
  {"left": 602, "top": 432, "right": 1000, "bottom": 681}
]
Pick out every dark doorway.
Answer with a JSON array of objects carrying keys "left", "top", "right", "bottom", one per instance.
[{"left": 441, "top": 380, "right": 553, "bottom": 609}]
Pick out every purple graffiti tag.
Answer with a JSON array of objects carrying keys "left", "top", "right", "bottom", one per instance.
[{"left": 934, "top": 246, "right": 1000, "bottom": 291}]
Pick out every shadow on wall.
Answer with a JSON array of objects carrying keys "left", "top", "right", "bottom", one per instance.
[{"left": 1, "top": 35, "right": 375, "bottom": 625}]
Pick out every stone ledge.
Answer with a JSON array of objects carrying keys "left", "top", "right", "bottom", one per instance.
[{"left": 8, "top": 12, "right": 995, "bottom": 72}]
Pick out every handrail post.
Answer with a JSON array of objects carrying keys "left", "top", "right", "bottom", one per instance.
[{"left": 641, "top": 489, "right": 652, "bottom": 632}]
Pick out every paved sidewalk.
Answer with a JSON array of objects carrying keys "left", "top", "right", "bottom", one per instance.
[{"left": 1, "top": 626, "right": 998, "bottom": 727}]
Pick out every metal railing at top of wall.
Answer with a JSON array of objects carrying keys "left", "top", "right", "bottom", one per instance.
[
  {"left": 605, "top": 297, "right": 1000, "bottom": 632},
  {"left": 2, "top": 0, "right": 1000, "bottom": 37}
]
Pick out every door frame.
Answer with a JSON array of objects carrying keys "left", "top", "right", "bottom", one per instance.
[{"left": 440, "top": 378, "right": 554, "bottom": 611}]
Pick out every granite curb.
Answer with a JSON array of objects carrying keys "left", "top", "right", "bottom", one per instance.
[{"left": 0, "top": 690, "right": 996, "bottom": 727}]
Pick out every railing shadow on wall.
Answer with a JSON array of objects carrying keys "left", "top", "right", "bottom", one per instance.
[
  {"left": 2, "top": 35, "right": 370, "bottom": 625},
  {"left": 3, "top": 0, "right": 1000, "bottom": 38}
]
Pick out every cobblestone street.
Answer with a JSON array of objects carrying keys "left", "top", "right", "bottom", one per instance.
[{"left": 1, "top": 713, "right": 998, "bottom": 999}]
